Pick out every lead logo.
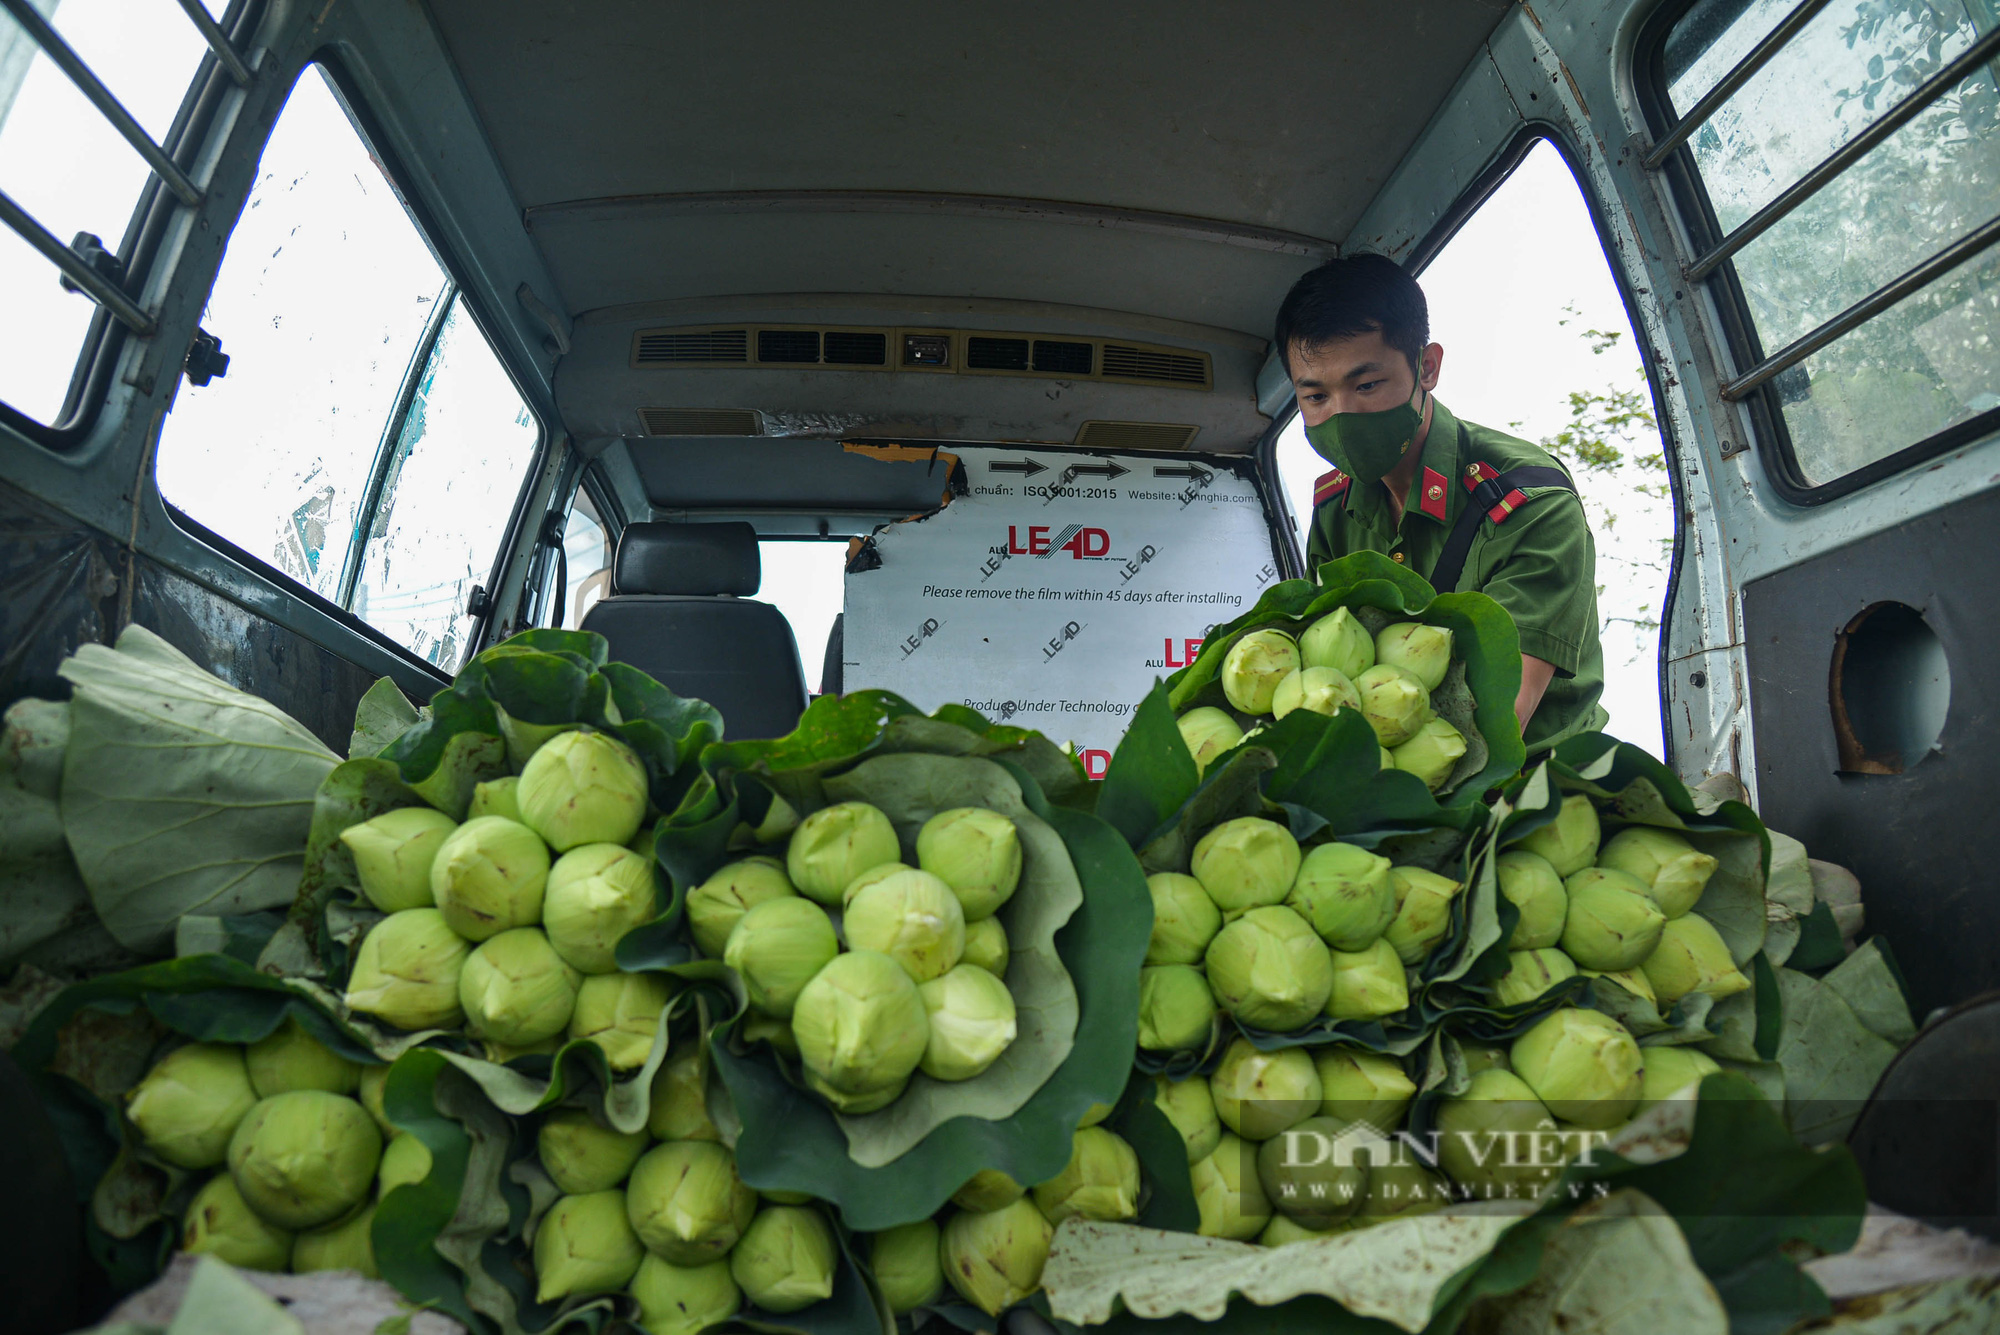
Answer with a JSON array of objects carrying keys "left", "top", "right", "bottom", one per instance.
[{"left": 1007, "top": 524, "right": 1112, "bottom": 559}]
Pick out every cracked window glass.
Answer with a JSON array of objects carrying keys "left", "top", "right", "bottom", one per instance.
[
  {"left": 155, "top": 65, "right": 446, "bottom": 604},
  {"left": 349, "top": 293, "right": 539, "bottom": 667}
]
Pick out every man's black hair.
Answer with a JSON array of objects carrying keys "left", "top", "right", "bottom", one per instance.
[{"left": 1273, "top": 253, "right": 1430, "bottom": 377}]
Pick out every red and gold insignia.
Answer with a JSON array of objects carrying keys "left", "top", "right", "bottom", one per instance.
[
  {"left": 1313, "top": 469, "right": 1351, "bottom": 507},
  {"left": 1419, "top": 467, "right": 1449, "bottom": 521},
  {"left": 1462, "top": 461, "right": 1527, "bottom": 523}
]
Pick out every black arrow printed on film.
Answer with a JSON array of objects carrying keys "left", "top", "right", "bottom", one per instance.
[
  {"left": 1154, "top": 463, "right": 1213, "bottom": 482},
  {"left": 989, "top": 458, "right": 1047, "bottom": 476},
  {"left": 1061, "top": 461, "right": 1131, "bottom": 481}
]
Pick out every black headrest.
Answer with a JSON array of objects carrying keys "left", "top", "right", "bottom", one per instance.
[{"left": 611, "top": 521, "right": 760, "bottom": 597}]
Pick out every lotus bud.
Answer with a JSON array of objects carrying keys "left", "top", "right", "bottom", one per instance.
[
  {"left": 792, "top": 950, "right": 929, "bottom": 1098},
  {"left": 1191, "top": 817, "right": 1302, "bottom": 917},
  {"left": 951, "top": 1168, "right": 1026, "bottom": 1212},
  {"left": 648, "top": 1045, "right": 721, "bottom": 1143},
  {"left": 536, "top": 1189, "right": 644, "bottom": 1302},
  {"left": 1380, "top": 747, "right": 1397, "bottom": 771},
  {"left": 182, "top": 1173, "right": 292, "bottom": 1271},
  {"left": 1584, "top": 967, "right": 1658, "bottom": 1007},
  {"left": 1078, "top": 1101, "right": 1115, "bottom": 1128},
  {"left": 356, "top": 1064, "right": 396, "bottom": 1138},
  {"left": 1354, "top": 664, "right": 1433, "bottom": 747},
  {"left": 839, "top": 861, "right": 911, "bottom": 905},
  {"left": 742, "top": 1011, "right": 799, "bottom": 1059},
  {"left": 870, "top": 1219, "right": 943, "bottom": 1314},
  {"left": 245, "top": 1018, "right": 360, "bottom": 1099},
  {"left": 1145, "top": 872, "right": 1223, "bottom": 966},
  {"left": 1137, "top": 964, "right": 1216, "bottom": 1052},
  {"left": 347, "top": 908, "right": 472, "bottom": 1030},
  {"left": 1151, "top": 1074, "right": 1222, "bottom": 1163},
  {"left": 519, "top": 730, "right": 649, "bottom": 852},
  {"left": 1285, "top": 842, "right": 1396, "bottom": 951},
  {"left": 1191, "top": 1133, "right": 1271, "bottom": 1240},
  {"left": 843, "top": 867, "right": 966, "bottom": 983},
  {"left": 126, "top": 1043, "right": 259, "bottom": 1169},
  {"left": 942, "top": 1197, "right": 1053, "bottom": 1316},
  {"left": 1640, "top": 914, "right": 1751, "bottom": 1006},
  {"left": 626, "top": 1141, "right": 758, "bottom": 1265},
  {"left": 539, "top": 1108, "right": 649, "bottom": 1195},
  {"left": 468, "top": 776, "right": 522, "bottom": 824},
  {"left": 543, "top": 844, "right": 659, "bottom": 974},
  {"left": 724, "top": 897, "right": 840, "bottom": 1018},
  {"left": 1492, "top": 948, "right": 1580, "bottom": 1008},
  {"left": 1272, "top": 666, "right": 1361, "bottom": 721},
  {"left": 631, "top": 1255, "right": 741, "bottom": 1335},
  {"left": 227, "top": 1090, "right": 382, "bottom": 1229},
  {"left": 919, "top": 964, "right": 1018, "bottom": 1081},
  {"left": 340, "top": 807, "right": 456, "bottom": 912},
  {"left": 377, "top": 1131, "right": 431, "bottom": 1192},
  {"left": 1299, "top": 607, "right": 1376, "bottom": 680},
  {"left": 1205, "top": 906, "right": 1334, "bottom": 1031},
  {"left": 811, "top": 1064, "right": 914, "bottom": 1115},
  {"left": 1599, "top": 827, "right": 1718, "bottom": 918},
  {"left": 786, "top": 801, "right": 902, "bottom": 905},
  {"left": 431, "top": 816, "right": 551, "bottom": 942},
  {"left": 1032, "top": 1126, "right": 1141, "bottom": 1224},
  {"left": 1560, "top": 868, "right": 1667, "bottom": 971},
  {"left": 1211, "top": 1038, "right": 1323, "bottom": 1141},
  {"left": 685, "top": 856, "right": 796, "bottom": 958},
  {"left": 1324, "top": 938, "right": 1410, "bottom": 1020},
  {"left": 1257, "top": 1116, "right": 1369, "bottom": 1227},
  {"left": 731, "top": 790, "right": 801, "bottom": 850},
  {"left": 1312, "top": 1048, "right": 1416, "bottom": 1130},
  {"left": 1220, "top": 629, "right": 1301, "bottom": 715},
  {"left": 1382, "top": 866, "right": 1465, "bottom": 965},
  {"left": 1496, "top": 851, "right": 1567, "bottom": 950},
  {"left": 1511, "top": 794, "right": 1601, "bottom": 876},
  {"left": 1434, "top": 1069, "right": 1559, "bottom": 1195},
  {"left": 1460, "top": 1043, "right": 1512, "bottom": 1074},
  {"left": 1176, "top": 707, "right": 1243, "bottom": 775},
  {"left": 1357, "top": 1160, "right": 1449, "bottom": 1223},
  {"left": 730, "top": 1206, "right": 837, "bottom": 1313},
  {"left": 1635, "top": 1046, "right": 1721, "bottom": 1109},
  {"left": 961, "top": 916, "right": 1010, "bottom": 977},
  {"left": 917, "top": 807, "right": 1022, "bottom": 921},
  {"left": 1391, "top": 718, "right": 1467, "bottom": 792},
  {"left": 1375, "top": 622, "right": 1453, "bottom": 692},
  {"left": 459, "top": 927, "right": 582, "bottom": 1046},
  {"left": 1509, "top": 1008, "right": 1643, "bottom": 1129},
  {"left": 569, "top": 972, "right": 672, "bottom": 1071},
  {"left": 1261, "top": 1214, "right": 1350, "bottom": 1246},
  {"left": 292, "top": 1201, "right": 378, "bottom": 1277}
]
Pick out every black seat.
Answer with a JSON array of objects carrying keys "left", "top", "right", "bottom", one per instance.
[{"left": 580, "top": 521, "right": 809, "bottom": 740}]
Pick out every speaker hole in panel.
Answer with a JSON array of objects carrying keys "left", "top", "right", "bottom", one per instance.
[{"left": 1830, "top": 601, "right": 1950, "bottom": 775}]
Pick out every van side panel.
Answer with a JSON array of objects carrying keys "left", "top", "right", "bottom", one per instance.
[{"left": 1743, "top": 486, "right": 2000, "bottom": 1018}]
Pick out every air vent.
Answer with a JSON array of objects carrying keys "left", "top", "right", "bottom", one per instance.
[
  {"left": 633, "top": 329, "right": 749, "bottom": 364},
  {"left": 638, "top": 407, "right": 761, "bottom": 436},
  {"left": 1100, "top": 343, "right": 1211, "bottom": 387},
  {"left": 1074, "top": 421, "right": 1200, "bottom": 451},
  {"left": 823, "top": 331, "right": 888, "bottom": 365},
  {"left": 757, "top": 330, "right": 821, "bottom": 363},
  {"left": 1032, "top": 340, "right": 1094, "bottom": 376},
  {"left": 966, "top": 337, "right": 1031, "bottom": 371}
]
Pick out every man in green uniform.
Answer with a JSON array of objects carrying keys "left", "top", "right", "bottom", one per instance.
[{"left": 1277, "top": 254, "right": 1609, "bottom": 752}]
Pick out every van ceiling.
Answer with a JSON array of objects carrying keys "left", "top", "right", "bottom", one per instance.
[{"left": 423, "top": 1, "right": 1508, "bottom": 454}]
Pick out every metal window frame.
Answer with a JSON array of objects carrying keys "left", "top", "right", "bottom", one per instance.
[
  {"left": 1636, "top": 0, "right": 2000, "bottom": 505},
  {"left": 0, "top": 0, "right": 264, "bottom": 445}
]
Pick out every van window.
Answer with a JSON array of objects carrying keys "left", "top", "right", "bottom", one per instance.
[
  {"left": 1649, "top": 0, "right": 1999, "bottom": 493},
  {"left": 556, "top": 488, "right": 611, "bottom": 630},
  {"left": 154, "top": 65, "right": 540, "bottom": 670},
  {"left": 0, "top": 0, "right": 230, "bottom": 424},
  {"left": 759, "top": 539, "right": 845, "bottom": 676}
]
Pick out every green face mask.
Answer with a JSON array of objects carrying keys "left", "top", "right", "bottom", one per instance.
[{"left": 1303, "top": 381, "right": 1430, "bottom": 486}]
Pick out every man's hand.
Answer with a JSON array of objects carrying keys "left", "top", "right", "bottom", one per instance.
[{"left": 1516, "top": 654, "right": 1557, "bottom": 735}]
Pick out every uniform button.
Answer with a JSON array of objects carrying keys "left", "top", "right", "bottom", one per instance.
[
  {"left": 1466, "top": 465, "right": 1481, "bottom": 480},
  {"left": 1392, "top": 552, "right": 1406, "bottom": 564},
  {"left": 1427, "top": 485, "right": 1443, "bottom": 501}
]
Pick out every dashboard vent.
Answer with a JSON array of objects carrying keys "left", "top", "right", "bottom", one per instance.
[
  {"left": 965, "top": 336, "right": 1031, "bottom": 372},
  {"left": 757, "top": 330, "right": 821, "bottom": 363},
  {"left": 633, "top": 329, "right": 749, "bottom": 364},
  {"left": 1032, "top": 340, "right": 1094, "bottom": 376},
  {"left": 822, "top": 331, "right": 888, "bottom": 365},
  {"left": 638, "top": 407, "right": 761, "bottom": 436},
  {"left": 1100, "top": 343, "right": 1211, "bottom": 387},
  {"left": 1074, "top": 421, "right": 1200, "bottom": 451}
]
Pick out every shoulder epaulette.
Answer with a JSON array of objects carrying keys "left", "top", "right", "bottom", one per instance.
[
  {"left": 1313, "top": 469, "right": 1351, "bottom": 508},
  {"left": 1462, "top": 462, "right": 1529, "bottom": 523}
]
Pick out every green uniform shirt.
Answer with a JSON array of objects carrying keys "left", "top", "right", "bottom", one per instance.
[{"left": 1304, "top": 398, "right": 1609, "bottom": 753}]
